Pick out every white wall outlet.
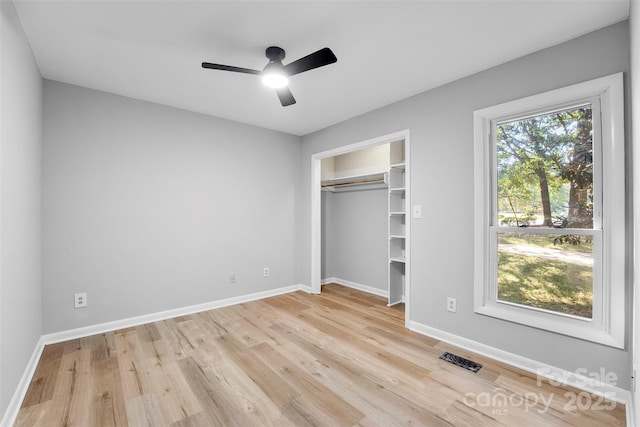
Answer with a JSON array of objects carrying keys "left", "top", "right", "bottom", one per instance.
[
  {"left": 74, "top": 292, "right": 87, "bottom": 309},
  {"left": 230, "top": 274, "right": 236, "bottom": 284},
  {"left": 447, "top": 297, "right": 457, "bottom": 313},
  {"left": 263, "top": 267, "right": 270, "bottom": 278},
  {"left": 413, "top": 205, "right": 422, "bottom": 219}
]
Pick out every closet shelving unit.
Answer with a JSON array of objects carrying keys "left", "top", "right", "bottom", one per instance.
[
  {"left": 319, "top": 139, "right": 407, "bottom": 306},
  {"left": 388, "top": 141, "right": 406, "bottom": 306}
]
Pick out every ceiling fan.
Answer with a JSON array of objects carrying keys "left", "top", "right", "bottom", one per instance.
[{"left": 202, "top": 46, "right": 337, "bottom": 107}]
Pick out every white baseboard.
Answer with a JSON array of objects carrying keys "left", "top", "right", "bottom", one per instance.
[
  {"left": 408, "top": 320, "right": 631, "bottom": 406},
  {"left": 628, "top": 394, "right": 636, "bottom": 427},
  {"left": 0, "top": 284, "right": 308, "bottom": 427},
  {"left": 43, "top": 284, "right": 307, "bottom": 345},
  {"left": 322, "top": 277, "right": 388, "bottom": 298},
  {"left": 1, "top": 336, "right": 46, "bottom": 427},
  {"left": 297, "top": 283, "right": 313, "bottom": 294}
]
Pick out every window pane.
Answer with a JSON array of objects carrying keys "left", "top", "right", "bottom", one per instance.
[
  {"left": 497, "top": 232, "right": 593, "bottom": 318},
  {"left": 496, "top": 106, "right": 593, "bottom": 229}
]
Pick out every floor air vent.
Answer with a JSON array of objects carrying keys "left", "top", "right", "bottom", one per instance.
[{"left": 439, "top": 352, "right": 482, "bottom": 373}]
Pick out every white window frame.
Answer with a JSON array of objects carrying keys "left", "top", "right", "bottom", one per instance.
[{"left": 473, "top": 73, "right": 625, "bottom": 349}]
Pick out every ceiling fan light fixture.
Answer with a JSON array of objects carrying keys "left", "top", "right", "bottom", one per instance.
[
  {"left": 261, "top": 63, "right": 289, "bottom": 88},
  {"left": 262, "top": 72, "right": 289, "bottom": 89}
]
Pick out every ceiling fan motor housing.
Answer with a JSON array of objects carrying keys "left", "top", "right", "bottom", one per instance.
[{"left": 265, "top": 46, "right": 286, "bottom": 62}]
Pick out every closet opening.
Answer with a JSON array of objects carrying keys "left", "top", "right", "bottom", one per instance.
[{"left": 310, "top": 130, "right": 410, "bottom": 326}]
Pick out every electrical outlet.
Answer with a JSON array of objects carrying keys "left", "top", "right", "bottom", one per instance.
[
  {"left": 447, "top": 297, "right": 457, "bottom": 313},
  {"left": 74, "top": 292, "right": 87, "bottom": 309},
  {"left": 230, "top": 274, "right": 236, "bottom": 284},
  {"left": 263, "top": 267, "right": 270, "bottom": 278}
]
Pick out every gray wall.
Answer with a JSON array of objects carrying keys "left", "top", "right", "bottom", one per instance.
[
  {"left": 0, "top": 0, "right": 43, "bottom": 416},
  {"left": 322, "top": 188, "right": 388, "bottom": 291},
  {"left": 42, "top": 81, "right": 301, "bottom": 333},
  {"left": 299, "top": 22, "right": 632, "bottom": 388}
]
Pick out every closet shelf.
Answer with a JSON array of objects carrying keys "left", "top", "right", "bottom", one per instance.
[
  {"left": 388, "top": 139, "right": 406, "bottom": 307},
  {"left": 321, "top": 172, "right": 387, "bottom": 192}
]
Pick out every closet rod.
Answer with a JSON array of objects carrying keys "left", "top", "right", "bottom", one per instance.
[{"left": 321, "top": 176, "right": 386, "bottom": 189}]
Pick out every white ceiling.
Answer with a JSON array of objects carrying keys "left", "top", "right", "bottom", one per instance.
[{"left": 14, "top": 0, "right": 629, "bottom": 136}]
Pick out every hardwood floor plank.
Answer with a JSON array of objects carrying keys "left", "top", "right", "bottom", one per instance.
[
  {"left": 14, "top": 284, "right": 626, "bottom": 426},
  {"left": 251, "top": 341, "right": 366, "bottom": 426},
  {"left": 113, "top": 330, "right": 146, "bottom": 400},
  {"left": 124, "top": 393, "right": 168, "bottom": 426},
  {"left": 279, "top": 398, "right": 329, "bottom": 427},
  {"left": 445, "top": 399, "right": 506, "bottom": 427},
  {"left": 139, "top": 323, "right": 163, "bottom": 342},
  {"left": 13, "top": 401, "right": 53, "bottom": 426},
  {"left": 168, "top": 411, "right": 211, "bottom": 427},
  {"left": 158, "top": 319, "right": 191, "bottom": 360},
  {"left": 50, "top": 347, "right": 92, "bottom": 426},
  {"left": 176, "top": 356, "right": 251, "bottom": 427},
  {"left": 20, "top": 342, "right": 64, "bottom": 408},
  {"left": 132, "top": 348, "right": 201, "bottom": 424},
  {"left": 215, "top": 334, "right": 300, "bottom": 408},
  {"left": 178, "top": 328, "right": 295, "bottom": 426},
  {"left": 90, "top": 356, "right": 129, "bottom": 426},
  {"left": 82, "top": 333, "right": 110, "bottom": 363}
]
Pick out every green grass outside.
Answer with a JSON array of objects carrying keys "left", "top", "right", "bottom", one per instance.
[{"left": 497, "top": 235, "right": 593, "bottom": 318}]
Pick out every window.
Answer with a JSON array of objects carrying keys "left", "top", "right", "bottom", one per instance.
[{"left": 473, "top": 73, "right": 625, "bottom": 348}]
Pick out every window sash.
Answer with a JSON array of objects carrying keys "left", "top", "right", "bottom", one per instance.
[
  {"left": 489, "top": 226, "right": 603, "bottom": 325},
  {"left": 489, "top": 97, "right": 603, "bottom": 231}
]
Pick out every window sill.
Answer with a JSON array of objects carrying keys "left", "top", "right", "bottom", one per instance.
[{"left": 475, "top": 301, "right": 624, "bottom": 349}]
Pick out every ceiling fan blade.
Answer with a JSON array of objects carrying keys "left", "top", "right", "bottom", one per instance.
[
  {"left": 284, "top": 48, "right": 337, "bottom": 76},
  {"left": 276, "top": 87, "right": 296, "bottom": 107},
  {"left": 201, "top": 62, "right": 261, "bottom": 75}
]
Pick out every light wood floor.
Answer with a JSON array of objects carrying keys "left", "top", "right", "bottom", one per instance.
[{"left": 15, "top": 284, "right": 625, "bottom": 426}]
